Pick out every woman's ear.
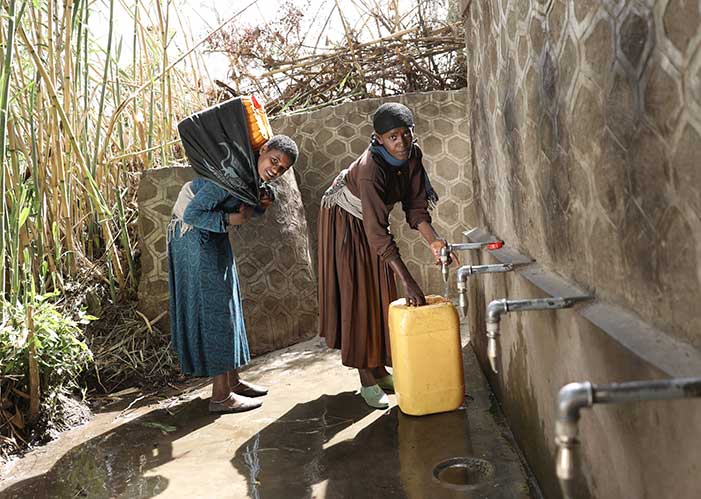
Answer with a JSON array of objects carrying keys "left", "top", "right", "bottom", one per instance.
[{"left": 260, "top": 142, "right": 269, "bottom": 153}]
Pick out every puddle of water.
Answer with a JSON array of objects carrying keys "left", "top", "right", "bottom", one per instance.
[
  {"left": 231, "top": 393, "right": 476, "bottom": 499},
  {"left": 2, "top": 355, "right": 531, "bottom": 498},
  {"left": 0, "top": 397, "right": 213, "bottom": 499}
]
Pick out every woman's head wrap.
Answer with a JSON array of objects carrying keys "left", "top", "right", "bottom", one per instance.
[{"left": 372, "top": 103, "right": 414, "bottom": 134}]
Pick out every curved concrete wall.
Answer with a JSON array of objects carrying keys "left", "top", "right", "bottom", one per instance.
[
  {"left": 137, "top": 164, "right": 317, "bottom": 356},
  {"left": 461, "top": 1, "right": 701, "bottom": 498}
]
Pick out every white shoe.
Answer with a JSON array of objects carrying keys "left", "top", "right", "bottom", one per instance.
[{"left": 360, "top": 384, "right": 390, "bottom": 409}]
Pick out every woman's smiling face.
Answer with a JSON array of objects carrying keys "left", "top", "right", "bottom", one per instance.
[
  {"left": 375, "top": 126, "right": 414, "bottom": 161},
  {"left": 257, "top": 143, "right": 293, "bottom": 182}
]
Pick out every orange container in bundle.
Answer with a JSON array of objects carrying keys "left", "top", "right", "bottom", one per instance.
[
  {"left": 242, "top": 95, "right": 273, "bottom": 151},
  {"left": 388, "top": 295, "right": 465, "bottom": 416}
]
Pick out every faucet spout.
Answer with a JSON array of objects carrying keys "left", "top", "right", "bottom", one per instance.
[
  {"left": 486, "top": 321, "right": 500, "bottom": 373},
  {"left": 440, "top": 245, "right": 450, "bottom": 283},
  {"left": 484, "top": 296, "right": 593, "bottom": 374},
  {"left": 458, "top": 287, "right": 468, "bottom": 316},
  {"left": 439, "top": 238, "right": 506, "bottom": 283},
  {"left": 554, "top": 377, "right": 701, "bottom": 498}
]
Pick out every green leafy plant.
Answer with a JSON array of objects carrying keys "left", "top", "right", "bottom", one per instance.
[
  {"left": 1, "top": 293, "right": 95, "bottom": 454},
  {"left": 1, "top": 293, "right": 94, "bottom": 391}
]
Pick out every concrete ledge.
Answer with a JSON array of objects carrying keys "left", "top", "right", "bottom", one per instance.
[{"left": 465, "top": 227, "right": 701, "bottom": 378}]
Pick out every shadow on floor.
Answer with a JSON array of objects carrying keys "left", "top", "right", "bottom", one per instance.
[
  {"left": 1, "top": 397, "right": 218, "bottom": 499},
  {"left": 231, "top": 391, "right": 475, "bottom": 499}
]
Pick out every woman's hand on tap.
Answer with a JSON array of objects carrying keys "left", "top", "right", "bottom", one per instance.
[{"left": 429, "top": 239, "right": 460, "bottom": 266}]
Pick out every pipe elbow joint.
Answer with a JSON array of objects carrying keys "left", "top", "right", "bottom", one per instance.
[
  {"left": 456, "top": 265, "right": 471, "bottom": 285},
  {"left": 486, "top": 298, "right": 508, "bottom": 322},
  {"left": 556, "top": 382, "right": 593, "bottom": 436}
]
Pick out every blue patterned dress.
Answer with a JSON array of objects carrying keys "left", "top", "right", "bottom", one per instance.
[{"left": 167, "top": 177, "right": 251, "bottom": 376}]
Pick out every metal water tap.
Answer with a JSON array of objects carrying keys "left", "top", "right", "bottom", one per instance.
[
  {"left": 456, "top": 264, "right": 514, "bottom": 317},
  {"left": 485, "top": 296, "right": 593, "bottom": 373},
  {"left": 440, "top": 239, "right": 504, "bottom": 283},
  {"left": 555, "top": 377, "right": 701, "bottom": 499}
]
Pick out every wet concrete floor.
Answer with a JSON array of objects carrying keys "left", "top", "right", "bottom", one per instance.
[{"left": 1, "top": 335, "right": 535, "bottom": 499}]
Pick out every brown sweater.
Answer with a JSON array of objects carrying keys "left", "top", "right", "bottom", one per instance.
[{"left": 344, "top": 146, "right": 432, "bottom": 261}]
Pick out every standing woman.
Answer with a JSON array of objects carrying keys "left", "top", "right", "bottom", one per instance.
[
  {"left": 168, "top": 135, "right": 298, "bottom": 413},
  {"left": 318, "top": 103, "right": 455, "bottom": 409}
]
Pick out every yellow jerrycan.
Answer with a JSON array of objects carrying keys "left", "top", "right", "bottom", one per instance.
[
  {"left": 241, "top": 95, "right": 273, "bottom": 151},
  {"left": 388, "top": 295, "right": 464, "bottom": 416}
]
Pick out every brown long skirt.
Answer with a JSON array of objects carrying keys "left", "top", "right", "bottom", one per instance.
[{"left": 318, "top": 204, "right": 397, "bottom": 368}]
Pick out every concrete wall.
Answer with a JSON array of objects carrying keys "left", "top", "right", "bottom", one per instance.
[
  {"left": 274, "top": 90, "right": 473, "bottom": 295},
  {"left": 137, "top": 165, "right": 317, "bottom": 356},
  {"left": 137, "top": 90, "right": 473, "bottom": 355},
  {"left": 460, "top": 1, "right": 701, "bottom": 498}
]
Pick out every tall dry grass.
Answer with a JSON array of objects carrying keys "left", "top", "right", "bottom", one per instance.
[
  {"left": 0, "top": 0, "right": 260, "bottom": 303},
  {"left": 0, "top": 0, "right": 258, "bottom": 454}
]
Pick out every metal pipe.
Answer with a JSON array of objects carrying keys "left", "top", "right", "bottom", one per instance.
[
  {"left": 555, "top": 377, "right": 701, "bottom": 498},
  {"left": 485, "top": 296, "right": 593, "bottom": 373},
  {"left": 592, "top": 378, "right": 701, "bottom": 404},
  {"left": 456, "top": 264, "right": 513, "bottom": 317},
  {"left": 440, "top": 239, "right": 504, "bottom": 283}
]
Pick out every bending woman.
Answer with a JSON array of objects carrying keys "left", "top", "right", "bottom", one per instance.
[
  {"left": 168, "top": 135, "right": 298, "bottom": 413},
  {"left": 318, "top": 103, "right": 455, "bottom": 410}
]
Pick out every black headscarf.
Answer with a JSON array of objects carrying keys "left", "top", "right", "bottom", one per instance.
[
  {"left": 370, "top": 102, "right": 439, "bottom": 209},
  {"left": 177, "top": 97, "right": 261, "bottom": 206},
  {"left": 372, "top": 102, "right": 414, "bottom": 134}
]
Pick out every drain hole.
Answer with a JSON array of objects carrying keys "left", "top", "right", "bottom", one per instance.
[{"left": 433, "top": 457, "right": 495, "bottom": 487}]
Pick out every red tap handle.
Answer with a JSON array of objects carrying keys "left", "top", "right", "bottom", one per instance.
[{"left": 487, "top": 240, "right": 504, "bottom": 250}]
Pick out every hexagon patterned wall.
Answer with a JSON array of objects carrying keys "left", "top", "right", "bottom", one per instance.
[
  {"left": 465, "top": 0, "right": 701, "bottom": 350},
  {"left": 137, "top": 165, "right": 317, "bottom": 356},
  {"left": 137, "top": 90, "right": 473, "bottom": 357},
  {"left": 462, "top": 1, "right": 701, "bottom": 498},
  {"left": 272, "top": 89, "right": 474, "bottom": 296}
]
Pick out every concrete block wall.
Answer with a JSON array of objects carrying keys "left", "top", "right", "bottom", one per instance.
[
  {"left": 273, "top": 90, "right": 474, "bottom": 296},
  {"left": 137, "top": 165, "right": 317, "bottom": 356},
  {"left": 461, "top": 1, "right": 701, "bottom": 497}
]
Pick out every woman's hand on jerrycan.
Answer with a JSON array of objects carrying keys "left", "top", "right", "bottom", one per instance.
[
  {"left": 228, "top": 204, "right": 254, "bottom": 226},
  {"left": 387, "top": 258, "right": 426, "bottom": 307},
  {"left": 402, "top": 274, "right": 426, "bottom": 307}
]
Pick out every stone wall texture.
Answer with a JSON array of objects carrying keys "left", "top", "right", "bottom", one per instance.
[
  {"left": 137, "top": 90, "right": 472, "bottom": 355},
  {"left": 461, "top": 1, "right": 701, "bottom": 498}
]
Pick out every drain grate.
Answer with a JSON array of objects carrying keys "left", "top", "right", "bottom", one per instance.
[{"left": 432, "top": 457, "right": 495, "bottom": 488}]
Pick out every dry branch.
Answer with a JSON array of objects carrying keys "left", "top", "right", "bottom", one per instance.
[{"left": 206, "top": 3, "right": 466, "bottom": 115}]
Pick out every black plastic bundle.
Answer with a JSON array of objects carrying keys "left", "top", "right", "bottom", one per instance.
[{"left": 177, "top": 97, "right": 262, "bottom": 206}]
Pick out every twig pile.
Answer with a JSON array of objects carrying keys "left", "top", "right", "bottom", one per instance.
[
  {"left": 207, "top": 1, "right": 466, "bottom": 114},
  {"left": 86, "top": 304, "right": 179, "bottom": 394}
]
